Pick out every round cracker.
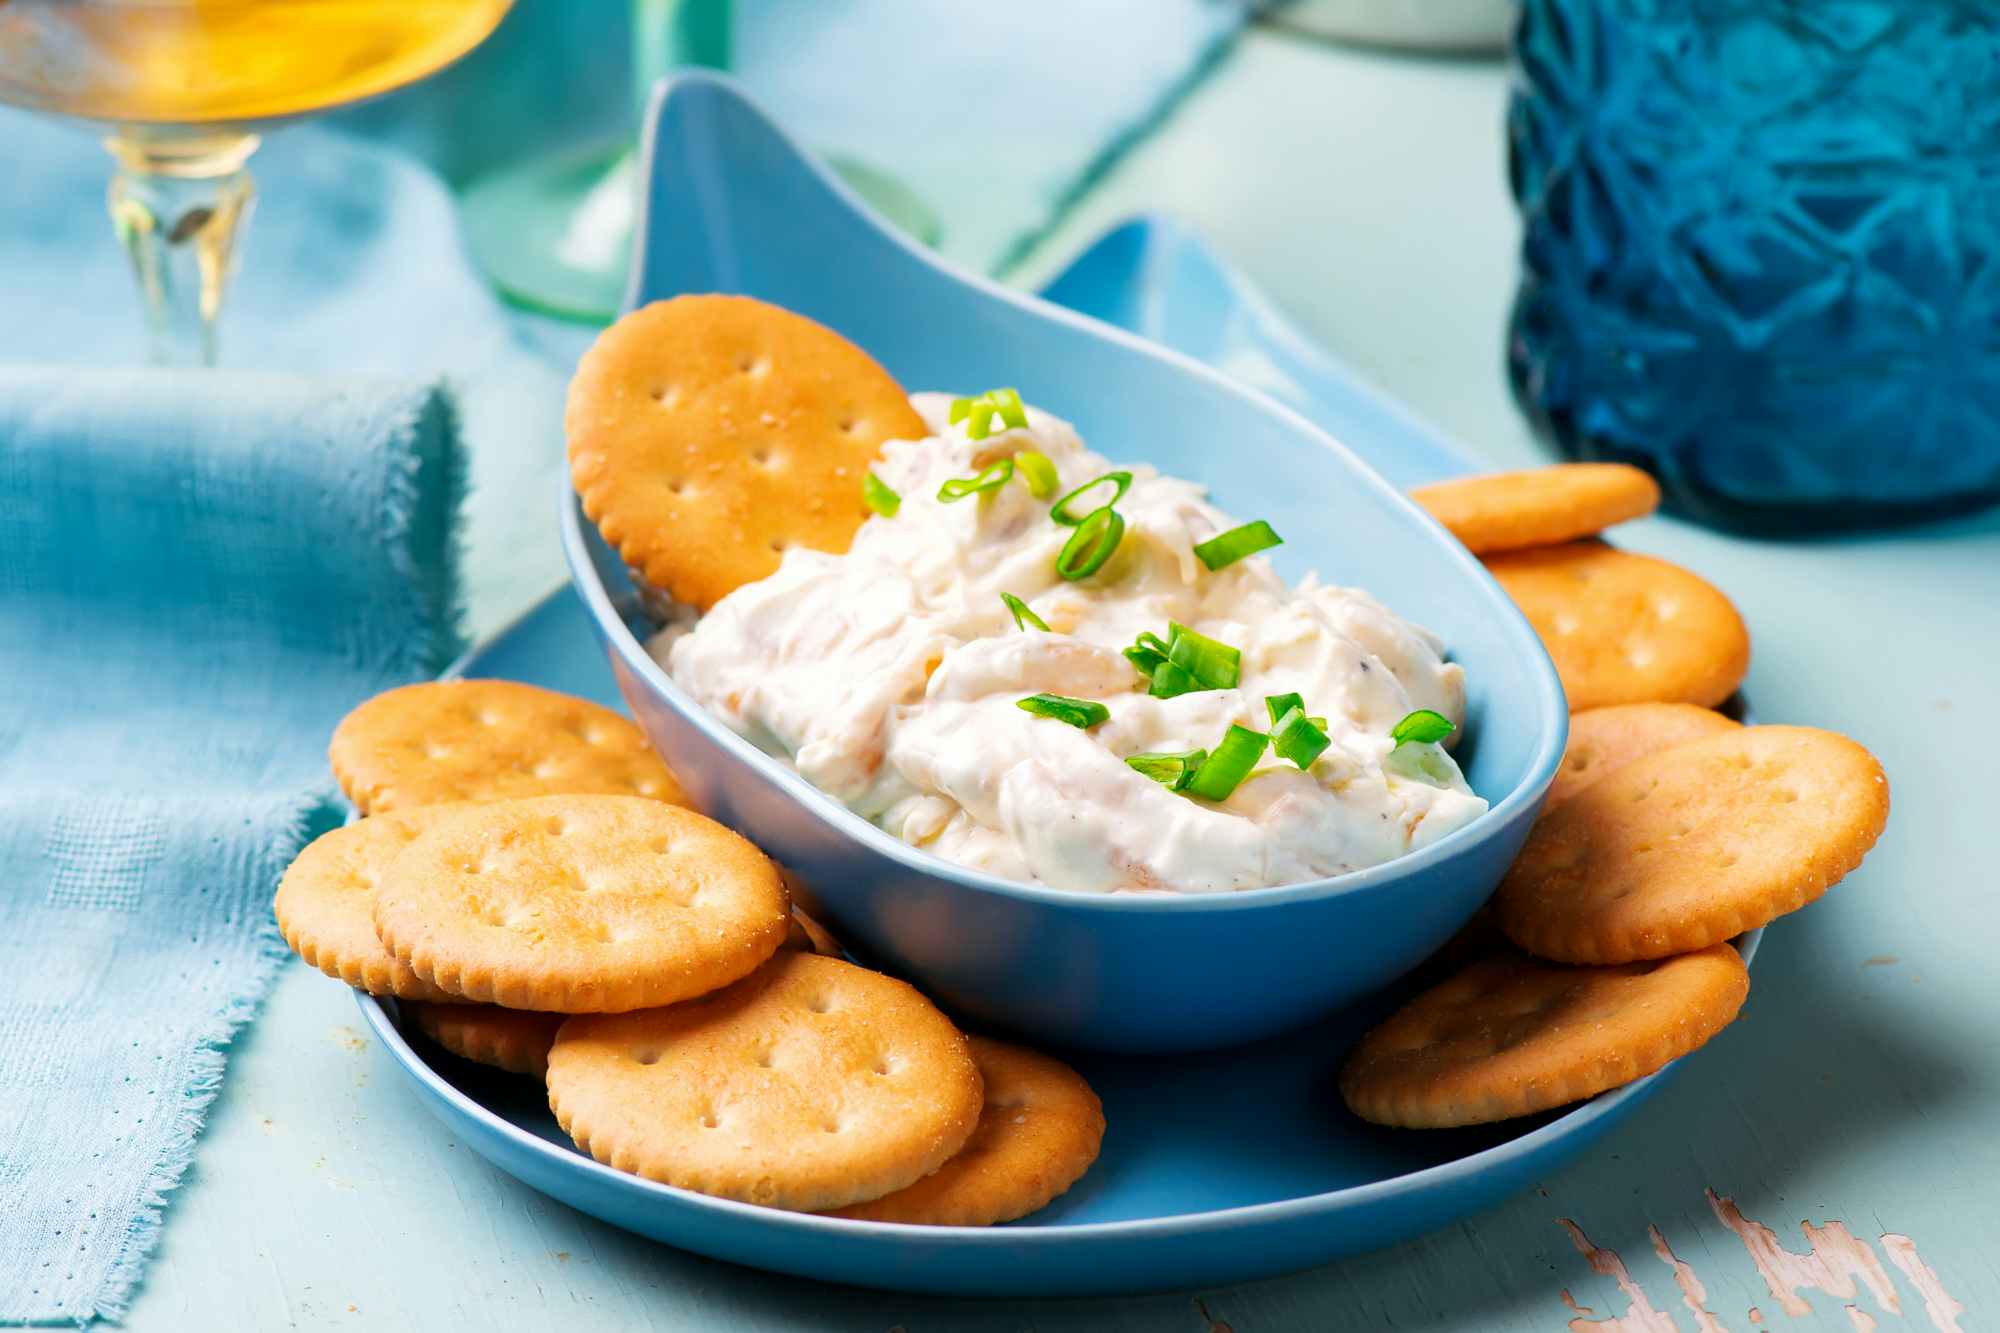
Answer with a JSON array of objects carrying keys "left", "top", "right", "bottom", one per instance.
[
  {"left": 405, "top": 1002, "right": 563, "bottom": 1079},
  {"left": 546, "top": 953, "right": 983, "bottom": 1211},
  {"left": 1548, "top": 702, "right": 1741, "bottom": 806},
  {"left": 566, "top": 294, "right": 929, "bottom": 611},
  {"left": 1339, "top": 944, "right": 1749, "bottom": 1128},
  {"left": 371, "top": 795, "right": 789, "bottom": 1013},
  {"left": 1485, "top": 541, "right": 1750, "bottom": 710},
  {"left": 274, "top": 807, "right": 463, "bottom": 1000},
  {"left": 827, "top": 1036, "right": 1104, "bottom": 1225},
  {"left": 1496, "top": 726, "right": 1888, "bottom": 964},
  {"left": 1411, "top": 463, "right": 1659, "bottom": 554},
  {"left": 330, "top": 680, "right": 687, "bottom": 816}
]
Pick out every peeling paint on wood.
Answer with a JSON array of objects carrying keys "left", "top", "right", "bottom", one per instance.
[
  {"left": 1649, "top": 1224, "right": 1728, "bottom": 1333},
  {"left": 1882, "top": 1235, "right": 1967, "bottom": 1333},
  {"left": 1707, "top": 1190, "right": 1900, "bottom": 1319},
  {"left": 1558, "top": 1220, "right": 1676, "bottom": 1332}
]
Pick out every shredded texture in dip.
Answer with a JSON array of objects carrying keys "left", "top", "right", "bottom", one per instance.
[{"left": 653, "top": 395, "right": 1487, "bottom": 892}]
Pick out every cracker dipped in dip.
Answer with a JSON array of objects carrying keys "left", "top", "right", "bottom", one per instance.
[{"left": 653, "top": 391, "right": 1485, "bottom": 893}]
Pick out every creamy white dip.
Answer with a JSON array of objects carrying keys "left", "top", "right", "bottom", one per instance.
[{"left": 651, "top": 394, "right": 1486, "bottom": 893}]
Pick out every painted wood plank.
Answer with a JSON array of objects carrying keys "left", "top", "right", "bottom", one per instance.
[{"left": 123, "top": 25, "right": 1997, "bottom": 1333}]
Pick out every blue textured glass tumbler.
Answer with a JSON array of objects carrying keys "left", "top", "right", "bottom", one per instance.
[{"left": 1507, "top": 2, "right": 2000, "bottom": 532}]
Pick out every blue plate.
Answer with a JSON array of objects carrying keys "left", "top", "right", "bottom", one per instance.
[
  {"left": 359, "top": 78, "right": 1758, "bottom": 1297},
  {"left": 561, "top": 72, "right": 1567, "bottom": 1054}
]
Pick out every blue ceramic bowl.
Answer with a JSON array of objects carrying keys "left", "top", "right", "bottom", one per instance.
[{"left": 560, "top": 73, "right": 1568, "bottom": 1053}]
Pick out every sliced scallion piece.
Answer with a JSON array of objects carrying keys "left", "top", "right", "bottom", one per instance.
[
  {"left": 1000, "top": 592, "right": 1048, "bottom": 632},
  {"left": 1270, "top": 706, "right": 1331, "bottom": 769},
  {"left": 987, "top": 387, "right": 1028, "bottom": 430},
  {"left": 862, "top": 472, "right": 900, "bottom": 518},
  {"left": 1014, "top": 449, "right": 1059, "bottom": 499},
  {"left": 1049, "top": 471, "right": 1133, "bottom": 526},
  {"left": 1055, "top": 505, "right": 1124, "bottom": 580},
  {"left": 1125, "top": 749, "right": 1208, "bottom": 790},
  {"left": 1016, "top": 693, "right": 1109, "bottom": 729},
  {"left": 1184, "top": 724, "right": 1268, "bottom": 801},
  {"left": 1166, "top": 621, "right": 1241, "bottom": 691},
  {"left": 1147, "top": 660, "right": 1197, "bottom": 699},
  {"left": 1264, "top": 692, "right": 1304, "bottom": 725},
  {"left": 938, "top": 457, "right": 1014, "bottom": 502},
  {"left": 1193, "top": 520, "right": 1283, "bottom": 571},
  {"left": 1390, "top": 709, "right": 1456, "bottom": 747}
]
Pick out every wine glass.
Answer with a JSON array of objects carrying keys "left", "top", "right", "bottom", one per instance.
[{"left": 0, "top": 0, "right": 515, "bottom": 365}]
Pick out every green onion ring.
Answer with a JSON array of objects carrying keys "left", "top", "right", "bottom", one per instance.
[
  {"left": 1000, "top": 592, "right": 1049, "bottom": 632},
  {"left": 1014, "top": 449, "right": 1059, "bottom": 499},
  {"left": 1184, "top": 724, "right": 1269, "bottom": 801},
  {"left": 1016, "top": 692, "right": 1109, "bottom": 729},
  {"left": 1193, "top": 520, "right": 1283, "bottom": 570},
  {"left": 1050, "top": 471, "right": 1133, "bottom": 526},
  {"left": 1125, "top": 749, "right": 1208, "bottom": 790},
  {"left": 862, "top": 472, "right": 900, "bottom": 518},
  {"left": 1390, "top": 708, "right": 1456, "bottom": 747},
  {"left": 1054, "top": 505, "right": 1125, "bottom": 580},
  {"left": 938, "top": 457, "right": 1015, "bottom": 502}
]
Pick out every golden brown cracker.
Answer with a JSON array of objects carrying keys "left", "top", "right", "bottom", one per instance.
[
  {"left": 274, "top": 807, "right": 462, "bottom": 1000},
  {"left": 1411, "top": 463, "right": 1659, "bottom": 554},
  {"left": 546, "top": 953, "right": 983, "bottom": 1211},
  {"left": 827, "top": 1036, "right": 1103, "bottom": 1225},
  {"left": 405, "top": 1002, "right": 563, "bottom": 1078},
  {"left": 372, "top": 794, "right": 788, "bottom": 1012},
  {"left": 1339, "top": 944, "right": 1749, "bottom": 1128},
  {"left": 1485, "top": 541, "right": 1750, "bottom": 710},
  {"left": 566, "top": 294, "right": 929, "bottom": 611},
  {"left": 1496, "top": 726, "right": 1888, "bottom": 964},
  {"left": 1549, "top": 702, "right": 1741, "bottom": 806},
  {"left": 330, "top": 679, "right": 687, "bottom": 815}
]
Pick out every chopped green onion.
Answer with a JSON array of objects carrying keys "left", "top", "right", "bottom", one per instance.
[
  {"left": 938, "top": 457, "right": 1014, "bottom": 502},
  {"left": 1310, "top": 715, "right": 1328, "bottom": 731},
  {"left": 1265, "top": 692, "right": 1305, "bottom": 725},
  {"left": 987, "top": 387, "right": 1028, "bottom": 430},
  {"left": 1055, "top": 505, "right": 1125, "bottom": 580},
  {"left": 1391, "top": 709, "right": 1457, "bottom": 747},
  {"left": 1271, "top": 706, "right": 1331, "bottom": 769},
  {"left": 1014, "top": 449, "right": 1059, "bottom": 499},
  {"left": 1000, "top": 592, "right": 1048, "bottom": 632},
  {"left": 1049, "top": 471, "right": 1133, "bottom": 526},
  {"left": 1147, "top": 660, "right": 1197, "bottom": 699},
  {"left": 1166, "top": 622, "right": 1241, "bottom": 690},
  {"left": 1193, "top": 520, "right": 1283, "bottom": 571},
  {"left": 1125, "top": 749, "right": 1207, "bottom": 790},
  {"left": 949, "top": 388, "right": 1029, "bottom": 440},
  {"left": 862, "top": 472, "right": 900, "bottom": 518},
  {"left": 1184, "top": 724, "right": 1268, "bottom": 801},
  {"left": 1016, "top": 692, "right": 1109, "bottom": 729},
  {"left": 1123, "top": 630, "right": 1172, "bottom": 677}
]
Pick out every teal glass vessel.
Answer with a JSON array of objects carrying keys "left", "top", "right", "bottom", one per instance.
[{"left": 1507, "top": 1, "right": 2000, "bottom": 532}]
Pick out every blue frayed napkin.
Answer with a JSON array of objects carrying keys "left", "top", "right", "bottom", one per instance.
[{"left": 0, "top": 371, "right": 464, "bottom": 1328}]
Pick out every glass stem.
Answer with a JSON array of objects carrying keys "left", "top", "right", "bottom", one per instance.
[{"left": 103, "top": 131, "right": 259, "bottom": 367}]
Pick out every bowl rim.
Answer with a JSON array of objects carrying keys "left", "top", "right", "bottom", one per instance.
[{"left": 557, "top": 69, "right": 1568, "bottom": 917}]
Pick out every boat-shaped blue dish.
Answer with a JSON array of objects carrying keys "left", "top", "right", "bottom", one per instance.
[{"left": 560, "top": 72, "right": 1567, "bottom": 1054}]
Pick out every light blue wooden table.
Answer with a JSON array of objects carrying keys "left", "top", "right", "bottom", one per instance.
[{"left": 125, "top": 28, "right": 1996, "bottom": 1332}]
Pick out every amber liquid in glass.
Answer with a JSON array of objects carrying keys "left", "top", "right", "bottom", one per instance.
[
  {"left": 0, "top": 0, "right": 511, "bottom": 126},
  {"left": 0, "top": 0, "right": 512, "bottom": 364}
]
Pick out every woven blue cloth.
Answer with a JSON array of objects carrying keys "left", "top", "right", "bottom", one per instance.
[{"left": 0, "top": 112, "right": 550, "bottom": 1324}]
